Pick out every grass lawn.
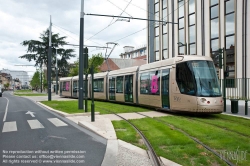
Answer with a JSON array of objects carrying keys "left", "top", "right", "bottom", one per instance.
[
  {"left": 41, "top": 100, "right": 151, "bottom": 114},
  {"left": 14, "top": 93, "right": 47, "bottom": 96},
  {"left": 15, "top": 89, "right": 32, "bottom": 93}
]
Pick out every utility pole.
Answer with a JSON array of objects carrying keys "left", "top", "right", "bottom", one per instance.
[
  {"left": 78, "top": 0, "right": 84, "bottom": 109},
  {"left": 218, "top": 48, "right": 226, "bottom": 112},
  {"left": 48, "top": 15, "right": 52, "bottom": 101},
  {"left": 55, "top": 49, "right": 58, "bottom": 95},
  {"left": 40, "top": 64, "right": 43, "bottom": 93}
]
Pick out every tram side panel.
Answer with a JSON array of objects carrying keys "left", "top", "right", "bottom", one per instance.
[
  {"left": 60, "top": 77, "right": 73, "bottom": 98},
  {"left": 169, "top": 66, "right": 198, "bottom": 112},
  {"left": 93, "top": 73, "right": 107, "bottom": 100},
  {"left": 138, "top": 69, "right": 162, "bottom": 108}
]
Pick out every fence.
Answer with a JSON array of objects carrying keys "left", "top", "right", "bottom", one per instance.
[{"left": 220, "top": 78, "right": 250, "bottom": 100}]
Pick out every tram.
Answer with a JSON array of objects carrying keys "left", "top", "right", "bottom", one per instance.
[{"left": 59, "top": 55, "right": 223, "bottom": 114}]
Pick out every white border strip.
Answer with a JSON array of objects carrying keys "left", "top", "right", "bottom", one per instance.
[{"left": 3, "top": 97, "right": 9, "bottom": 122}]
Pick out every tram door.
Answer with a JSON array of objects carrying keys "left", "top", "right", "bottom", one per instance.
[
  {"left": 161, "top": 69, "right": 170, "bottom": 108},
  {"left": 124, "top": 75, "right": 133, "bottom": 102},
  {"left": 109, "top": 77, "right": 115, "bottom": 100},
  {"left": 73, "top": 80, "right": 78, "bottom": 97}
]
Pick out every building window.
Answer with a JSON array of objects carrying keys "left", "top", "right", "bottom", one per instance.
[
  {"left": 210, "top": 0, "right": 220, "bottom": 68},
  {"left": 178, "top": 0, "right": 185, "bottom": 55},
  {"left": 162, "top": 0, "right": 168, "bottom": 59},
  {"left": 225, "top": 0, "right": 235, "bottom": 82},
  {"left": 154, "top": 0, "right": 160, "bottom": 61},
  {"left": 188, "top": 0, "right": 196, "bottom": 55}
]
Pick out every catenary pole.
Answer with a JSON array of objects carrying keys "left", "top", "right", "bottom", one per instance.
[
  {"left": 78, "top": 0, "right": 84, "bottom": 109},
  {"left": 56, "top": 49, "right": 58, "bottom": 95},
  {"left": 48, "top": 15, "right": 52, "bottom": 101}
]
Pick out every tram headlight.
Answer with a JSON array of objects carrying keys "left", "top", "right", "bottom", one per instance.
[{"left": 200, "top": 98, "right": 206, "bottom": 103}]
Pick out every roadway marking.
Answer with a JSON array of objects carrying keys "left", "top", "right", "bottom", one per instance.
[
  {"left": 3, "top": 97, "right": 9, "bottom": 122},
  {"left": 26, "top": 111, "right": 35, "bottom": 117},
  {"left": 27, "top": 120, "right": 44, "bottom": 129},
  {"left": 48, "top": 118, "right": 68, "bottom": 127},
  {"left": 2, "top": 121, "right": 17, "bottom": 132}
]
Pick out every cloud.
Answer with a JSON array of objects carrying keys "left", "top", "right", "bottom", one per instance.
[{"left": 0, "top": 0, "right": 147, "bottom": 78}]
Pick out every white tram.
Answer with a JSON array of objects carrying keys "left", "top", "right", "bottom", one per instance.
[{"left": 59, "top": 55, "right": 223, "bottom": 114}]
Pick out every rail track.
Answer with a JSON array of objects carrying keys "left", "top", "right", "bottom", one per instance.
[
  {"left": 185, "top": 117, "right": 250, "bottom": 138},
  {"left": 97, "top": 105, "right": 236, "bottom": 166}
]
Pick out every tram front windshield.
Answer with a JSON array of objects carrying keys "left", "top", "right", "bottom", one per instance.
[{"left": 176, "top": 60, "right": 222, "bottom": 97}]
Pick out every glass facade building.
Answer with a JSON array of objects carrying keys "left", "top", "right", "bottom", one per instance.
[{"left": 147, "top": 0, "right": 250, "bottom": 79}]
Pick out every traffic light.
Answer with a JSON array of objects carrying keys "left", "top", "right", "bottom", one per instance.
[{"left": 224, "top": 66, "right": 229, "bottom": 77}]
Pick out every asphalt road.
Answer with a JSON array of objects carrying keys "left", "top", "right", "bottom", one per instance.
[{"left": 0, "top": 92, "right": 107, "bottom": 166}]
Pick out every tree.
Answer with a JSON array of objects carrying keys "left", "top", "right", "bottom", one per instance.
[
  {"left": 68, "top": 53, "right": 104, "bottom": 76},
  {"left": 4, "top": 83, "right": 9, "bottom": 89},
  {"left": 30, "top": 71, "right": 40, "bottom": 91},
  {"left": 20, "top": 29, "right": 75, "bottom": 77}
]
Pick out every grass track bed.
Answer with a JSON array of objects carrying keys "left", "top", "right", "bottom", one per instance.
[
  {"left": 157, "top": 116, "right": 250, "bottom": 165},
  {"left": 190, "top": 116, "right": 250, "bottom": 137},
  {"left": 113, "top": 118, "right": 227, "bottom": 166}
]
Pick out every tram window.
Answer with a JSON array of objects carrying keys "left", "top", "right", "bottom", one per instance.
[
  {"left": 93, "top": 78, "right": 104, "bottom": 92},
  {"left": 63, "top": 81, "right": 70, "bottom": 91},
  {"left": 176, "top": 62, "right": 196, "bottom": 95},
  {"left": 140, "top": 70, "right": 160, "bottom": 95},
  {"left": 150, "top": 70, "right": 160, "bottom": 95},
  {"left": 116, "top": 76, "right": 123, "bottom": 93},
  {"left": 140, "top": 72, "right": 150, "bottom": 94},
  {"left": 73, "top": 81, "right": 78, "bottom": 92}
]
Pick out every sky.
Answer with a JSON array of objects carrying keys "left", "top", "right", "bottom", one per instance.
[{"left": 0, "top": 0, "right": 147, "bottom": 79}]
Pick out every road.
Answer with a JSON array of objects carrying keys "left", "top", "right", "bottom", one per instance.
[{"left": 0, "top": 92, "right": 107, "bottom": 166}]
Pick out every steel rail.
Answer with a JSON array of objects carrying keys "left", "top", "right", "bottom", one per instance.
[{"left": 96, "top": 106, "right": 162, "bottom": 166}]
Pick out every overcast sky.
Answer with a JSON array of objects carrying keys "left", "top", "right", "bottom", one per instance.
[{"left": 0, "top": 0, "right": 147, "bottom": 78}]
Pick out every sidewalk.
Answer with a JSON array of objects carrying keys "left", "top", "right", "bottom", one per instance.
[{"left": 223, "top": 99, "right": 250, "bottom": 119}]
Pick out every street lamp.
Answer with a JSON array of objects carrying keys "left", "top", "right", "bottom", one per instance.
[
  {"left": 177, "top": 42, "right": 187, "bottom": 55},
  {"left": 55, "top": 49, "right": 58, "bottom": 95}
]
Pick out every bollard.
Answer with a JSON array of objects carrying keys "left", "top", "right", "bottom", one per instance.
[{"left": 245, "top": 100, "right": 248, "bottom": 115}]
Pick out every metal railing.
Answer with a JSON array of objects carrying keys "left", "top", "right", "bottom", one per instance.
[{"left": 220, "top": 78, "right": 250, "bottom": 100}]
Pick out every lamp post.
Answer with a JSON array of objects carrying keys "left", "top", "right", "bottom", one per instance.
[
  {"left": 48, "top": 15, "right": 52, "bottom": 101},
  {"left": 55, "top": 49, "right": 58, "bottom": 95},
  {"left": 177, "top": 42, "right": 187, "bottom": 55},
  {"left": 78, "top": 0, "right": 84, "bottom": 110}
]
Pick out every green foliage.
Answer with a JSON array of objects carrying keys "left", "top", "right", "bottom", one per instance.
[
  {"left": 88, "top": 53, "right": 104, "bottom": 73},
  {"left": 68, "top": 60, "right": 79, "bottom": 76},
  {"left": 68, "top": 53, "right": 104, "bottom": 76},
  {"left": 4, "top": 83, "right": 9, "bottom": 89},
  {"left": 20, "top": 29, "right": 75, "bottom": 77},
  {"left": 43, "top": 73, "right": 47, "bottom": 89},
  {"left": 30, "top": 71, "right": 40, "bottom": 90}
]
